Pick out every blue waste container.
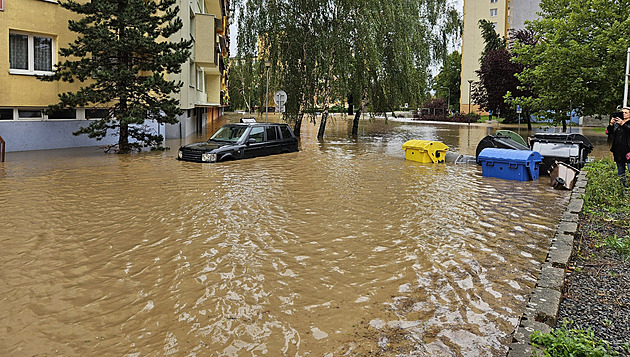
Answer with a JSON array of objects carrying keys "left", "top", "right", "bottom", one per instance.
[{"left": 477, "top": 148, "right": 543, "bottom": 181}]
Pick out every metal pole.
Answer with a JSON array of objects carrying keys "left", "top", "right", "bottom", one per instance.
[
  {"left": 468, "top": 80, "right": 473, "bottom": 125},
  {"left": 265, "top": 67, "right": 269, "bottom": 123},
  {"left": 624, "top": 47, "right": 630, "bottom": 107},
  {"left": 440, "top": 86, "right": 450, "bottom": 113}
]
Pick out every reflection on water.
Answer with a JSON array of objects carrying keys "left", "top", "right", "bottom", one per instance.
[{"left": 0, "top": 116, "right": 609, "bottom": 356}]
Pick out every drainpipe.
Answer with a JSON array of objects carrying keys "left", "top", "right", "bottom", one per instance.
[{"left": 0, "top": 135, "right": 5, "bottom": 162}]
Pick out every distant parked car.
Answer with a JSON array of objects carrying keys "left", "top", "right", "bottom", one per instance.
[{"left": 177, "top": 122, "right": 299, "bottom": 163}]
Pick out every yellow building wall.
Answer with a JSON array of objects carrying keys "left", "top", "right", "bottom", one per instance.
[
  {"left": 206, "top": 73, "right": 221, "bottom": 105},
  {"left": 204, "top": 0, "right": 222, "bottom": 18},
  {"left": 460, "top": 0, "right": 509, "bottom": 113},
  {"left": 194, "top": 13, "right": 216, "bottom": 67},
  {"left": 0, "top": 0, "right": 85, "bottom": 108}
]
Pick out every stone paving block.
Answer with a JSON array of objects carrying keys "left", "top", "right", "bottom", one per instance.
[
  {"left": 553, "top": 233, "right": 574, "bottom": 247},
  {"left": 547, "top": 239, "right": 572, "bottom": 268},
  {"left": 507, "top": 320, "right": 550, "bottom": 357},
  {"left": 561, "top": 212, "right": 578, "bottom": 222},
  {"left": 567, "top": 198, "right": 584, "bottom": 213},
  {"left": 571, "top": 187, "right": 585, "bottom": 196},
  {"left": 512, "top": 320, "right": 551, "bottom": 343},
  {"left": 557, "top": 221, "right": 578, "bottom": 235},
  {"left": 507, "top": 343, "right": 531, "bottom": 357},
  {"left": 527, "top": 287, "right": 561, "bottom": 326},
  {"left": 536, "top": 264, "right": 565, "bottom": 291}
]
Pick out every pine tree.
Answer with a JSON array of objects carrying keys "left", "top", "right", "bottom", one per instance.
[{"left": 41, "top": 0, "right": 192, "bottom": 153}]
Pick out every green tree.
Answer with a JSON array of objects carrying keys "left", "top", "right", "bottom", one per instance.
[
  {"left": 478, "top": 19, "right": 506, "bottom": 63},
  {"left": 41, "top": 0, "right": 192, "bottom": 153},
  {"left": 235, "top": 0, "right": 461, "bottom": 137},
  {"left": 227, "top": 57, "right": 258, "bottom": 114},
  {"left": 433, "top": 51, "right": 461, "bottom": 112},
  {"left": 511, "top": 0, "right": 630, "bottom": 130}
]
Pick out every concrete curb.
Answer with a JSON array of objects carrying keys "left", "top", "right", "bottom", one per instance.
[{"left": 506, "top": 170, "right": 587, "bottom": 356}]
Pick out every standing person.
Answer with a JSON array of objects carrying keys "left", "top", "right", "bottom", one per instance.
[{"left": 607, "top": 107, "right": 630, "bottom": 185}]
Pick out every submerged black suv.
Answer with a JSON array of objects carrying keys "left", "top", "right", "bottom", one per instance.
[{"left": 177, "top": 122, "right": 299, "bottom": 163}]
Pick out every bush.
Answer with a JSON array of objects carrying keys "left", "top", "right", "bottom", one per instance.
[
  {"left": 450, "top": 113, "right": 480, "bottom": 123},
  {"left": 531, "top": 320, "right": 617, "bottom": 356},
  {"left": 583, "top": 158, "right": 630, "bottom": 214}
]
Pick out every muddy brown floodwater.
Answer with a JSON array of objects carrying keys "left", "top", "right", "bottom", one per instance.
[{"left": 0, "top": 115, "right": 611, "bottom": 356}]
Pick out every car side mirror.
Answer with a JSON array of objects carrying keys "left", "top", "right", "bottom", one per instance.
[{"left": 247, "top": 138, "right": 256, "bottom": 145}]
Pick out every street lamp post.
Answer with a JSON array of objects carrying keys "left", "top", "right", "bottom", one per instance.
[
  {"left": 439, "top": 86, "right": 450, "bottom": 114},
  {"left": 265, "top": 60, "right": 271, "bottom": 123},
  {"left": 467, "top": 80, "right": 473, "bottom": 125}
]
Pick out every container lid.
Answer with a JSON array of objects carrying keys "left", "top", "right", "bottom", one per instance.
[
  {"left": 402, "top": 140, "right": 449, "bottom": 151},
  {"left": 530, "top": 133, "right": 593, "bottom": 153},
  {"left": 494, "top": 130, "right": 527, "bottom": 146},
  {"left": 478, "top": 148, "right": 543, "bottom": 163}
]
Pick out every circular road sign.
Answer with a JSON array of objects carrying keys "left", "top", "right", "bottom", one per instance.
[{"left": 274, "top": 90, "right": 287, "bottom": 105}]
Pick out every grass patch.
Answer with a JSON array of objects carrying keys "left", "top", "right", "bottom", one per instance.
[
  {"left": 605, "top": 233, "right": 630, "bottom": 261},
  {"left": 531, "top": 320, "right": 618, "bottom": 356},
  {"left": 583, "top": 158, "right": 630, "bottom": 215}
]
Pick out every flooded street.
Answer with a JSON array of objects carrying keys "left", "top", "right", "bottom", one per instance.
[{"left": 0, "top": 116, "right": 611, "bottom": 356}]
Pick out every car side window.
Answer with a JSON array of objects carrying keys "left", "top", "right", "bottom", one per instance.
[
  {"left": 280, "top": 126, "right": 293, "bottom": 140},
  {"left": 266, "top": 126, "right": 279, "bottom": 141},
  {"left": 249, "top": 127, "right": 265, "bottom": 142}
]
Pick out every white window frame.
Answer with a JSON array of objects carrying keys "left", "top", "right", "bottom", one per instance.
[
  {"left": 17, "top": 108, "right": 44, "bottom": 120},
  {"left": 490, "top": 8, "right": 498, "bottom": 17},
  {"left": 9, "top": 31, "right": 55, "bottom": 76},
  {"left": 196, "top": 66, "right": 204, "bottom": 91}
]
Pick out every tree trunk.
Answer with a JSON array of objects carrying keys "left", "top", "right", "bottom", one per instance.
[
  {"left": 118, "top": 96, "right": 130, "bottom": 153},
  {"left": 352, "top": 107, "right": 361, "bottom": 136},
  {"left": 352, "top": 89, "right": 368, "bottom": 136},
  {"left": 562, "top": 117, "right": 567, "bottom": 132},
  {"left": 119, "top": 122, "right": 129, "bottom": 154},
  {"left": 318, "top": 106, "right": 329, "bottom": 139},
  {"left": 526, "top": 110, "right": 532, "bottom": 131}
]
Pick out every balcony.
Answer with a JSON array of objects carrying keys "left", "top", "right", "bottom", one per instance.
[{"left": 194, "top": 13, "right": 216, "bottom": 67}]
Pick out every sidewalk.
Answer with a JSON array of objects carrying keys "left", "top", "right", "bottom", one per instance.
[{"left": 507, "top": 171, "right": 587, "bottom": 355}]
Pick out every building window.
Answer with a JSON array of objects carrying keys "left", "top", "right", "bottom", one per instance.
[
  {"left": 491, "top": 22, "right": 498, "bottom": 29},
  {"left": 196, "top": 67, "right": 204, "bottom": 91},
  {"left": 86, "top": 108, "right": 109, "bottom": 119},
  {"left": 18, "top": 109, "right": 43, "bottom": 120},
  {"left": 0, "top": 109, "right": 13, "bottom": 120},
  {"left": 491, "top": 0, "right": 498, "bottom": 3},
  {"left": 189, "top": 62, "right": 195, "bottom": 88},
  {"left": 9, "top": 31, "right": 54, "bottom": 75},
  {"left": 48, "top": 109, "right": 77, "bottom": 120},
  {"left": 490, "top": 8, "right": 498, "bottom": 17}
]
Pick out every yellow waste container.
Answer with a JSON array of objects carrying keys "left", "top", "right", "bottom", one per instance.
[{"left": 402, "top": 140, "right": 449, "bottom": 163}]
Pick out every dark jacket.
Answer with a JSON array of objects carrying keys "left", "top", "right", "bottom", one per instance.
[{"left": 607, "top": 122, "right": 630, "bottom": 163}]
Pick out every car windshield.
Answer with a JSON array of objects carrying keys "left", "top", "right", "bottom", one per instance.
[{"left": 209, "top": 125, "right": 248, "bottom": 143}]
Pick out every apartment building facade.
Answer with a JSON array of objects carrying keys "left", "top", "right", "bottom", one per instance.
[
  {"left": 459, "top": 0, "right": 540, "bottom": 113},
  {"left": 0, "top": 0, "right": 229, "bottom": 152}
]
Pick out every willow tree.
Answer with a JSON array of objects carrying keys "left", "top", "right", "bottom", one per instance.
[
  {"left": 511, "top": 0, "right": 630, "bottom": 129},
  {"left": 234, "top": 0, "right": 461, "bottom": 137},
  {"left": 41, "top": 0, "right": 191, "bottom": 153}
]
